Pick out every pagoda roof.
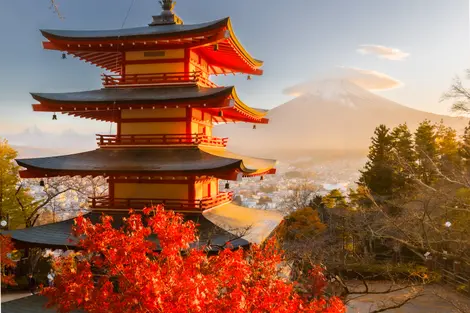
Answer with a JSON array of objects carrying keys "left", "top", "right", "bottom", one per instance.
[
  {"left": 41, "top": 18, "right": 229, "bottom": 41},
  {"left": 16, "top": 147, "right": 276, "bottom": 179},
  {"left": 31, "top": 86, "right": 269, "bottom": 123},
  {"left": 41, "top": 17, "right": 263, "bottom": 75},
  {"left": 31, "top": 86, "right": 232, "bottom": 104},
  {"left": 2, "top": 203, "right": 282, "bottom": 250},
  {"left": 2, "top": 295, "right": 73, "bottom": 313}
]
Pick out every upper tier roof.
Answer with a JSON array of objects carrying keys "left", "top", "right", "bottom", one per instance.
[
  {"left": 41, "top": 18, "right": 228, "bottom": 41},
  {"left": 41, "top": 17, "right": 263, "bottom": 75},
  {"left": 16, "top": 147, "right": 276, "bottom": 179},
  {"left": 31, "top": 85, "right": 269, "bottom": 124}
]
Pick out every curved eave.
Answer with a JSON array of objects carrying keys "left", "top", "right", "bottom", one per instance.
[
  {"left": 203, "top": 203, "right": 283, "bottom": 245},
  {"left": 200, "top": 146, "right": 277, "bottom": 177},
  {"left": 210, "top": 87, "right": 269, "bottom": 124},
  {"left": 231, "top": 87, "right": 268, "bottom": 120},
  {"left": 226, "top": 18, "right": 263, "bottom": 69}
]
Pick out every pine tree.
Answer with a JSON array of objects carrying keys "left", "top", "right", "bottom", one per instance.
[
  {"left": 359, "top": 125, "right": 394, "bottom": 198},
  {"left": 390, "top": 123, "right": 416, "bottom": 195},
  {"left": 414, "top": 120, "right": 438, "bottom": 185},
  {"left": 435, "top": 121, "right": 460, "bottom": 175},
  {"left": 460, "top": 121, "right": 470, "bottom": 172}
]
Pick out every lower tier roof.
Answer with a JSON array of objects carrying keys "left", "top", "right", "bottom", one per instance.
[
  {"left": 2, "top": 295, "right": 73, "bottom": 313},
  {"left": 2, "top": 203, "right": 283, "bottom": 251},
  {"left": 16, "top": 147, "right": 276, "bottom": 179}
]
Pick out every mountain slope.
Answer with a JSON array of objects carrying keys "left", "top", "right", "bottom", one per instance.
[{"left": 214, "top": 80, "right": 468, "bottom": 158}]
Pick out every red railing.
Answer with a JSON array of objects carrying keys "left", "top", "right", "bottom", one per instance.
[
  {"left": 89, "top": 192, "right": 233, "bottom": 211},
  {"left": 96, "top": 134, "right": 228, "bottom": 147},
  {"left": 102, "top": 71, "right": 219, "bottom": 88}
]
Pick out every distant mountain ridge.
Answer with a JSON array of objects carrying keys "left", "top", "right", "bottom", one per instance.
[
  {"left": 215, "top": 80, "right": 468, "bottom": 159},
  {"left": 2, "top": 126, "right": 96, "bottom": 158}
]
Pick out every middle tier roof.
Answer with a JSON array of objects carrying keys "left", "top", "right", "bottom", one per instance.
[
  {"left": 31, "top": 85, "right": 269, "bottom": 124},
  {"left": 16, "top": 147, "right": 276, "bottom": 179}
]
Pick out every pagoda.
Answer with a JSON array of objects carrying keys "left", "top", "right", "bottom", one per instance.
[{"left": 5, "top": 1, "right": 282, "bottom": 253}]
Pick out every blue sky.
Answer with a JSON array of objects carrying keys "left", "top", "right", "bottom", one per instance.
[{"left": 0, "top": 0, "right": 468, "bottom": 135}]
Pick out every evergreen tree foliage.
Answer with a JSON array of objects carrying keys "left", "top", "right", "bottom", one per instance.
[
  {"left": 390, "top": 123, "right": 416, "bottom": 195},
  {"left": 435, "top": 120, "right": 461, "bottom": 174},
  {"left": 359, "top": 125, "right": 394, "bottom": 197},
  {"left": 460, "top": 120, "right": 470, "bottom": 171},
  {"left": 322, "top": 189, "right": 347, "bottom": 209},
  {"left": 414, "top": 120, "right": 438, "bottom": 185}
]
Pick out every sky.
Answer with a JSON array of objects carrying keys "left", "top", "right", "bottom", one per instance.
[{"left": 0, "top": 0, "right": 469, "bottom": 137}]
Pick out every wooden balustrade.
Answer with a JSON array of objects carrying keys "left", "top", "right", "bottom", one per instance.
[
  {"left": 96, "top": 133, "right": 228, "bottom": 147},
  {"left": 89, "top": 192, "right": 234, "bottom": 211},
  {"left": 102, "top": 71, "right": 219, "bottom": 88}
]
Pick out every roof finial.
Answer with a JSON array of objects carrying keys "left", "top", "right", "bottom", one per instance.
[
  {"left": 160, "top": 0, "right": 175, "bottom": 12},
  {"left": 150, "top": 0, "right": 183, "bottom": 26}
]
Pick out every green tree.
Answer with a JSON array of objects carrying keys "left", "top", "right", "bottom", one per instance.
[
  {"left": 414, "top": 120, "right": 438, "bottom": 185},
  {"left": 460, "top": 121, "right": 470, "bottom": 172},
  {"left": 0, "top": 139, "right": 33, "bottom": 229},
  {"left": 276, "top": 207, "right": 326, "bottom": 243},
  {"left": 359, "top": 125, "right": 394, "bottom": 198},
  {"left": 322, "top": 189, "right": 347, "bottom": 209},
  {"left": 390, "top": 123, "right": 417, "bottom": 195},
  {"left": 435, "top": 121, "right": 460, "bottom": 174}
]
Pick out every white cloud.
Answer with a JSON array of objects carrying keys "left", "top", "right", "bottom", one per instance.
[
  {"left": 334, "top": 66, "right": 403, "bottom": 90},
  {"left": 283, "top": 66, "right": 403, "bottom": 97},
  {"left": 357, "top": 44, "right": 409, "bottom": 60}
]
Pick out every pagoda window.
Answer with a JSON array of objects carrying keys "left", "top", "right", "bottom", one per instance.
[
  {"left": 121, "top": 108, "right": 186, "bottom": 119},
  {"left": 121, "top": 122, "right": 187, "bottom": 135},
  {"left": 126, "top": 50, "right": 184, "bottom": 61},
  {"left": 114, "top": 183, "right": 189, "bottom": 200},
  {"left": 124, "top": 49, "right": 185, "bottom": 75}
]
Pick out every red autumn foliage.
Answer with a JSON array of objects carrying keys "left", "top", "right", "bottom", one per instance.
[
  {"left": 1, "top": 235, "right": 17, "bottom": 286},
  {"left": 42, "top": 205, "right": 345, "bottom": 313}
]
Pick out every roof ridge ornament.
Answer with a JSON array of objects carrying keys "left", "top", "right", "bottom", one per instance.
[{"left": 149, "top": 0, "right": 184, "bottom": 26}]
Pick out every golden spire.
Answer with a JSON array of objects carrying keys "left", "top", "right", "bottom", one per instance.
[{"left": 159, "top": 0, "right": 176, "bottom": 12}]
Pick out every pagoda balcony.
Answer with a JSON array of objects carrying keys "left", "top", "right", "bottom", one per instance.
[
  {"left": 96, "top": 134, "right": 228, "bottom": 148},
  {"left": 102, "top": 71, "right": 219, "bottom": 88},
  {"left": 89, "top": 192, "right": 234, "bottom": 212}
]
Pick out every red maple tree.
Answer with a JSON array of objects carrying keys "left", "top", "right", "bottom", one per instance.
[
  {"left": 42, "top": 205, "right": 345, "bottom": 313},
  {"left": 1, "top": 235, "right": 17, "bottom": 286}
]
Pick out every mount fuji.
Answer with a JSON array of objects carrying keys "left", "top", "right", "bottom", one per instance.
[{"left": 214, "top": 80, "right": 468, "bottom": 159}]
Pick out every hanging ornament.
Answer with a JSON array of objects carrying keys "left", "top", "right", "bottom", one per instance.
[
  {"left": 52, "top": 113, "right": 57, "bottom": 120},
  {"left": 62, "top": 53, "right": 67, "bottom": 59},
  {"left": 247, "top": 75, "right": 252, "bottom": 80},
  {"left": 260, "top": 176, "right": 264, "bottom": 181},
  {"left": 225, "top": 181, "right": 230, "bottom": 189},
  {"left": 39, "top": 180, "right": 45, "bottom": 187},
  {"left": 253, "top": 125, "right": 257, "bottom": 130}
]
